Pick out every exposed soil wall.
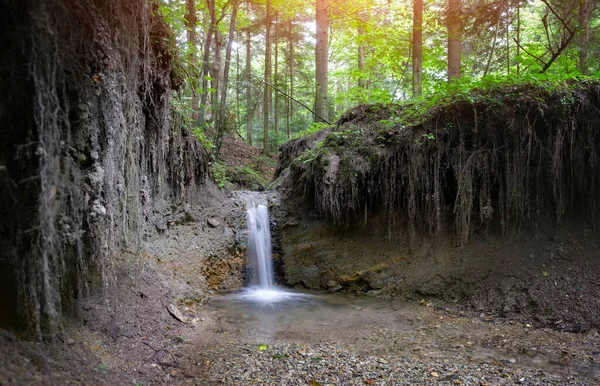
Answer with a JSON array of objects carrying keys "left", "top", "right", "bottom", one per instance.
[
  {"left": 0, "top": 0, "right": 207, "bottom": 336},
  {"left": 276, "top": 82, "right": 600, "bottom": 330}
]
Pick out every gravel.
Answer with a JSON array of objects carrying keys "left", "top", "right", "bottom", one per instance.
[{"left": 202, "top": 342, "right": 587, "bottom": 385}]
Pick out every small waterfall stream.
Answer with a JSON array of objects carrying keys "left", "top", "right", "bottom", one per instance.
[
  {"left": 236, "top": 199, "right": 309, "bottom": 303},
  {"left": 246, "top": 204, "right": 274, "bottom": 289}
]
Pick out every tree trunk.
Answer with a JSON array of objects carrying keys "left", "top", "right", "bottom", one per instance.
[
  {"left": 357, "top": 11, "right": 366, "bottom": 90},
  {"left": 516, "top": 0, "right": 520, "bottom": 76},
  {"left": 214, "top": 0, "right": 239, "bottom": 159},
  {"left": 288, "top": 20, "right": 294, "bottom": 139},
  {"left": 211, "top": 29, "right": 221, "bottom": 130},
  {"left": 447, "top": 0, "right": 462, "bottom": 81},
  {"left": 246, "top": 30, "right": 252, "bottom": 145},
  {"left": 263, "top": 0, "right": 272, "bottom": 152},
  {"left": 200, "top": 0, "right": 216, "bottom": 129},
  {"left": 315, "top": 0, "right": 329, "bottom": 123},
  {"left": 578, "top": 0, "right": 593, "bottom": 75},
  {"left": 274, "top": 13, "right": 279, "bottom": 134},
  {"left": 412, "top": 0, "right": 423, "bottom": 97},
  {"left": 185, "top": 0, "right": 199, "bottom": 120}
]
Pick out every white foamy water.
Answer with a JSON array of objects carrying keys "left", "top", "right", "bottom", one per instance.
[
  {"left": 246, "top": 204, "right": 274, "bottom": 288},
  {"left": 242, "top": 203, "right": 311, "bottom": 303}
]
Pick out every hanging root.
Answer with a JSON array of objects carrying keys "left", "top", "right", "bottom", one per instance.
[
  {"left": 281, "top": 82, "right": 600, "bottom": 248},
  {"left": 0, "top": 0, "right": 207, "bottom": 338}
]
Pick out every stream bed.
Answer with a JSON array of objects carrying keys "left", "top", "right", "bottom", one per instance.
[{"left": 186, "top": 290, "right": 600, "bottom": 385}]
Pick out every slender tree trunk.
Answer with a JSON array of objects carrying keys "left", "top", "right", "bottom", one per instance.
[
  {"left": 245, "top": 30, "right": 252, "bottom": 145},
  {"left": 357, "top": 11, "right": 366, "bottom": 91},
  {"left": 274, "top": 13, "right": 279, "bottom": 134},
  {"left": 214, "top": 0, "right": 239, "bottom": 159},
  {"left": 185, "top": 0, "right": 199, "bottom": 120},
  {"left": 357, "top": 39, "right": 365, "bottom": 89},
  {"left": 447, "top": 0, "right": 462, "bottom": 81},
  {"left": 315, "top": 0, "right": 329, "bottom": 123},
  {"left": 484, "top": 10, "right": 501, "bottom": 77},
  {"left": 288, "top": 21, "right": 294, "bottom": 139},
  {"left": 263, "top": 0, "right": 272, "bottom": 152},
  {"left": 200, "top": 0, "right": 216, "bottom": 129},
  {"left": 578, "top": 0, "right": 593, "bottom": 75},
  {"left": 505, "top": 1, "right": 510, "bottom": 76},
  {"left": 412, "top": 0, "right": 423, "bottom": 97},
  {"left": 516, "top": 0, "right": 520, "bottom": 76},
  {"left": 211, "top": 29, "right": 221, "bottom": 130},
  {"left": 235, "top": 31, "right": 241, "bottom": 131}
]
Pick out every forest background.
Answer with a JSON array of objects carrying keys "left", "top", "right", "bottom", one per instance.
[{"left": 159, "top": 0, "right": 599, "bottom": 159}]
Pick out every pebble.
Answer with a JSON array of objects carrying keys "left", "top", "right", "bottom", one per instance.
[{"left": 201, "top": 342, "right": 587, "bottom": 385}]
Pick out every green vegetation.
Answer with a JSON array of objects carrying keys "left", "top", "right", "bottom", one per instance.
[{"left": 158, "top": 0, "right": 600, "bottom": 155}]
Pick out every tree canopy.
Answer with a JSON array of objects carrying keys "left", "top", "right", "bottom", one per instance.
[{"left": 158, "top": 0, "right": 600, "bottom": 155}]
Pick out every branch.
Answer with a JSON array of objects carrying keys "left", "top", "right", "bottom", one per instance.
[
  {"left": 512, "top": 38, "right": 547, "bottom": 66},
  {"left": 540, "top": 0, "right": 575, "bottom": 35},
  {"left": 261, "top": 80, "right": 332, "bottom": 125},
  {"left": 540, "top": 29, "right": 576, "bottom": 73}
]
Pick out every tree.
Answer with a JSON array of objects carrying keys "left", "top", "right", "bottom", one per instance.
[
  {"left": 448, "top": 0, "right": 462, "bottom": 81},
  {"left": 245, "top": 29, "right": 253, "bottom": 145},
  {"left": 315, "top": 0, "right": 329, "bottom": 122},
  {"left": 578, "top": 0, "right": 593, "bottom": 74},
  {"left": 185, "top": 0, "right": 199, "bottom": 120},
  {"left": 412, "top": 0, "right": 423, "bottom": 96},
  {"left": 263, "top": 0, "right": 273, "bottom": 152},
  {"left": 214, "top": 0, "right": 240, "bottom": 159},
  {"left": 199, "top": 0, "right": 216, "bottom": 129}
]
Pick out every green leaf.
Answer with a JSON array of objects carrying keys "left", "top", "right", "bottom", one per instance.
[{"left": 257, "top": 344, "right": 269, "bottom": 351}]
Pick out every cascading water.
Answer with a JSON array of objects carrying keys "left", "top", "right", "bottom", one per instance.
[
  {"left": 238, "top": 201, "right": 309, "bottom": 303},
  {"left": 246, "top": 204, "right": 274, "bottom": 289}
]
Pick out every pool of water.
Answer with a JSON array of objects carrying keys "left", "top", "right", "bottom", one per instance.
[{"left": 203, "top": 289, "right": 600, "bottom": 379}]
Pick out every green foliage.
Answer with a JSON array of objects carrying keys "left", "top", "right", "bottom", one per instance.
[
  {"left": 231, "top": 164, "right": 268, "bottom": 191},
  {"left": 291, "top": 122, "right": 330, "bottom": 140},
  {"left": 323, "top": 127, "right": 365, "bottom": 149},
  {"left": 192, "top": 126, "right": 214, "bottom": 152},
  {"left": 211, "top": 162, "right": 231, "bottom": 189}
]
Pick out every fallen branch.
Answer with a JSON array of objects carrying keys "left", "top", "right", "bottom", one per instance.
[{"left": 261, "top": 80, "right": 332, "bottom": 125}]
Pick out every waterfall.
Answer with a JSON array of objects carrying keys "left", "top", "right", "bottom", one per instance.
[
  {"left": 236, "top": 199, "right": 309, "bottom": 303},
  {"left": 246, "top": 204, "right": 274, "bottom": 288}
]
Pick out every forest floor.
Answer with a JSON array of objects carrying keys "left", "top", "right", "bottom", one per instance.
[
  {"left": 1, "top": 185, "right": 600, "bottom": 385},
  {"left": 217, "top": 135, "right": 278, "bottom": 190}
]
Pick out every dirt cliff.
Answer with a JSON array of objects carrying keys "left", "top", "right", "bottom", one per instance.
[{"left": 275, "top": 82, "right": 600, "bottom": 331}]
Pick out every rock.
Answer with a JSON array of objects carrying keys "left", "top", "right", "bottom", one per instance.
[
  {"left": 430, "top": 371, "right": 439, "bottom": 378},
  {"left": 207, "top": 218, "right": 221, "bottom": 228},
  {"left": 0, "top": 329, "right": 16, "bottom": 343},
  {"left": 587, "top": 329, "right": 599, "bottom": 339},
  {"left": 167, "top": 304, "right": 187, "bottom": 323},
  {"left": 327, "top": 280, "right": 342, "bottom": 292},
  {"left": 282, "top": 218, "right": 299, "bottom": 228}
]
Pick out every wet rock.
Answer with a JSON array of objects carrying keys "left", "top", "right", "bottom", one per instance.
[{"left": 327, "top": 280, "right": 342, "bottom": 292}]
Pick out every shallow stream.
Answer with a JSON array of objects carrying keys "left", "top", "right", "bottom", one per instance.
[{"left": 203, "top": 289, "right": 600, "bottom": 379}]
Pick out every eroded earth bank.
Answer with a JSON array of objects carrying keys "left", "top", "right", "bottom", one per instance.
[{"left": 1, "top": 0, "right": 600, "bottom": 385}]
